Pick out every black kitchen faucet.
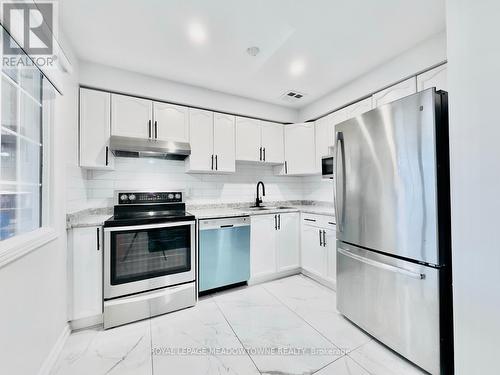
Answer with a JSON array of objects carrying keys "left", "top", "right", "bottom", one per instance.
[{"left": 255, "top": 181, "right": 265, "bottom": 207}]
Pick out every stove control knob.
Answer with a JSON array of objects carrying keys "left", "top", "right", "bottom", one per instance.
[
  {"left": 168, "top": 193, "right": 174, "bottom": 199},
  {"left": 120, "top": 194, "right": 128, "bottom": 201},
  {"left": 175, "top": 193, "right": 181, "bottom": 200},
  {"left": 129, "top": 194, "right": 136, "bottom": 201}
]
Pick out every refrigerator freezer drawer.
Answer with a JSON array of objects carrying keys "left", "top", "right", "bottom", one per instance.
[{"left": 337, "top": 241, "right": 441, "bottom": 375}]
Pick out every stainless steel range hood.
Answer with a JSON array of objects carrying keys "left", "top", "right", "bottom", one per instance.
[{"left": 109, "top": 136, "right": 191, "bottom": 160}]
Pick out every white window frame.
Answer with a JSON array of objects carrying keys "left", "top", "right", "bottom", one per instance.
[{"left": 0, "top": 54, "right": 58, "bottom": 268}]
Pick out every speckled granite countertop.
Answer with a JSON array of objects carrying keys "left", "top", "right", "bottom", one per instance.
[
  {"left": 66, "top": 207, "right": 112, "bottom": 229},
  {"left": 66, "top": 201, "right": 334, "bottom": 229}
]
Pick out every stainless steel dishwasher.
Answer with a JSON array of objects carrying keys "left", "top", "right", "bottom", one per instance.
[{"left": 198, "top": 216, "right": 250, "bottom": 293}]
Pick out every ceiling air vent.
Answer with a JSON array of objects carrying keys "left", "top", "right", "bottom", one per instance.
[{"left": 280, "top": 90, "right": 306, "bottom": 103}]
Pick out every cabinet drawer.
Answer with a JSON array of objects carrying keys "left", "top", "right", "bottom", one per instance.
[{"left": 301, "top": 213, "right": 336, "bottom": 229}]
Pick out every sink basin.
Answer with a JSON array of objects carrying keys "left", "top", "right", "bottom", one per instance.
[
  {"left": 276, "top": 206, "right": 294, "bottom": 210},
  {"left": 246, "top": 206, "right": 276, "bottom": 211}
]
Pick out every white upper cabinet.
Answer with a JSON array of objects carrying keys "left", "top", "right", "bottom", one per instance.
[
  {"left": 315, "top": 109, "right": 346, "bottom": 172},
  {"left": 417, "top": 64, "right": 447, "bottom": 92},
  {"left": 213, "top": 113, "right": 235, "bottom": 173},
  {"left": 281, "top": 122, "right": 316, "bottom": 175},
  {"left": 372, "top": 77, "right": 417, "bottom": 107},
  {"left": 235, "top": 117, "right": 261, "bottom": 162},
  {"left": 343, "top": 97, "right": 373, "bottom": 119},
  {"left": 153, "top": 102, "right": 189, "bottom": 142},
  {"left": 111, "top": 94, "right": 152, "bottom": 139},
  {"left": 79, "top": 88, "right": 114, "bottom": 169},
  {"left": 185, "top": 108, "right": 213, "bottom": 172},
  {"left": 261, "top": 121, "right": 284, "bottom": 164},
  {"left": 235, "top": 117, "right": 284, "bottom": 164},
  {"left": 185, "top": 110, "right": 235, "bottom": 173}
]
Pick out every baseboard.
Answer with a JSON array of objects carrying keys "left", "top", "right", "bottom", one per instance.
[
  {"left": 70, "top": 314, "right": 103, "bottom": 331},
  {"left": 248, "top": 268, "right": 301, "bottom": 285},
  {"left": 301, "top": 269, "right": 336, "bottom": 291},
  {"left": 38, "top": 323, "right": 70, "bottom": 375}
]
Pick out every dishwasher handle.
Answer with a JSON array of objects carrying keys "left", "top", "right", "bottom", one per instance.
[{"left": 199, "top": 216, "right": 250, "bottom": 230}]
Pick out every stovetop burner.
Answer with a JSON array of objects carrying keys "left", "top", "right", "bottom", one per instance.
[{"left": 103, "top": 191, "right": 195, "bottom": 227}]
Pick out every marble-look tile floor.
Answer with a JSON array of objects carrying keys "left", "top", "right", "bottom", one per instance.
[{"left": 51, "top": 275, "right": 427, "bottom": 375}]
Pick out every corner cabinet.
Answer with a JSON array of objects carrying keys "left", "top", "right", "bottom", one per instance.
[
  {"left": 372, "top": 77, "right": 417, "bottom": 107},
  {"left": 185, "top": 109, "right": 235, "bottom": 173},
  {"left": 235, "top": 118, "right": 284, "bottom": 164},
  {"left": 68, "top": 226, "right": 103, "bottom": 327},
  {"left": 275, "top": 122, "right": 316, "bottom": 176},
  {"left": 250, "top": 212, "right": 300, "bottom": 282},
  {"left": 79, "top": 88, "right": 114, "bottom": 169}
]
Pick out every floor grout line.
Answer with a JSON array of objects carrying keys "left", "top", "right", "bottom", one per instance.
[
  {"left": 211, "top": 295, "right": 263, "bottom": 375},
  {"left": 149, "top": 317, "right": 154, "bottom": 375},
  {"left": 260, "top": 280, "right": 348, "bottom": 354}
]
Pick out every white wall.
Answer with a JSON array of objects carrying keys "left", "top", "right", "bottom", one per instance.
[
  {"left": 85, "top": 158, "right": 304, "bottom": 208},
  {"left": 299, "top": 31, "right": 447, "bottom": 121},
  {"left": 0, "top": 35, "right": 79, "bottom": 375},
  {"left": 447, "top": 1, "right": 500, "bottom": 373},
  {"left": 78, "top": 61, "right": 298, "bottom": 123}
]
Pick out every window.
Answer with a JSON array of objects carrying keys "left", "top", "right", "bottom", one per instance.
[{"left": 0, "top": 31, "right": 45, "bottom": 241}]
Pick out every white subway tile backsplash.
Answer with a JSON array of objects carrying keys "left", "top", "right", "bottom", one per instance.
[{"left": 67, "top": 157, "right": 334, "bottom": 212}]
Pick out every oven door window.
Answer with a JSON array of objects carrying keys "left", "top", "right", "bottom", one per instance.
[{"left": 110, "top": 225, "right": 191, "bottom": 285}]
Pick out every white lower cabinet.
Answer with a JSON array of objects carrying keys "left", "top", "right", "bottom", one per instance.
[
  {"left": 69, "top": 226, "right": 103, "bottom": 325},
  {"left": 301, "top": 214, "right": 337, "bottom": 289},
  {"left": 250, "top": 213, "right": 300, "bottom": 281}
]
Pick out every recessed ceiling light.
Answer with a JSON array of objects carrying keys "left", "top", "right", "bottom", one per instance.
[
  {"left": 187, "top": 21, "right": 207, "bottom": 44},
  {"left": 246, "top": 46, "right": 260, "bottom": 56},
  {"left": 289, "top": 59, "right": 305, "bottom": 76}
]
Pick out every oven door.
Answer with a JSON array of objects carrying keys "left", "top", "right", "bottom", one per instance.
[{"left": 104, "top": 221, "right": 195, "bottom": 299}]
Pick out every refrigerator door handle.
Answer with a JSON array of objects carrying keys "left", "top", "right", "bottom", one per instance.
[
  {"left": 337, "top": 248, "right": 425, "bottom": 280},
  {"left": 334, "top": 131, "right": 345, "bottom": 232}
]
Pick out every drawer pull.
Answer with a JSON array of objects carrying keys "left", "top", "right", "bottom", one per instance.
[
  {"left": 304, "top": 218, "right": 316, "bottom": 222},
  {"left": 338, "top": 248, "right": 425, "bottom": 280}
]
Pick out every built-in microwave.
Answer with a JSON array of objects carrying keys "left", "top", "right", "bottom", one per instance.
[{"left": 321, "top": 155, "right": 334, "bottom": 179}]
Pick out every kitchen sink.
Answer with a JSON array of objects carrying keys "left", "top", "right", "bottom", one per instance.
[{"left": 246, "top": 206, "right": 276, "bottom": 211}]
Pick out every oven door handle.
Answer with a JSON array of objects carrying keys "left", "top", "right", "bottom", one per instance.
[{"left": 104, "top": 220, "right": 196, "bottom": 232}]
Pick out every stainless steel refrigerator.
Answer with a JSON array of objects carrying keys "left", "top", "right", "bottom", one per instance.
[{"left": 335, "top": 88, "right": 453, "bottom": 375}]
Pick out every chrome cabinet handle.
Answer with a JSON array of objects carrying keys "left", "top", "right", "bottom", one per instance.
[
  {"left": 322, "top": 230, "right": 326, "bottom": 247},
  {"left": 338, "top": 248, "right": 425, "bottom": 280},
  {"left": 154, "top": 120, "right": 158, "bottom": 139},
  {"left": 260, "top": 147, "right": 262, "bottom": 161},
  {"left": 148, "top": 120, "right": 152, "bottom": 139},
  {"left": 263, "top": 148, "right": 266, "bottom": 161},
  {"left": 278, "top": 214, "right": 280, "bottom": 230},
  {"left": 105, "top": 146, "right": 109, "bottom": 166},
  {"left": 319, "top": 230, "right": 323, "bottom": 246},
  {"left": 274, "top": 215, "right": 277, "bottom": 230},
  {"left": 215, "top": 155, "right": 218, "bottom": 170},
  {"left": 211, "top": 154, "right": 214, "bottom": 170},
  {"left": 96, "top": 227, "right": 100, "bottom": 251}
]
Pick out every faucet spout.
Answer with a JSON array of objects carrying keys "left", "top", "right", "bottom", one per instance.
[{"left": 256, "top": 181, "right": 266, "bottom": 207}]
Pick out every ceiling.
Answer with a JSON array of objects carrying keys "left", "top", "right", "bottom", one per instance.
[{"left": 60, "top": 0, "right": 445, "bottom": 108}]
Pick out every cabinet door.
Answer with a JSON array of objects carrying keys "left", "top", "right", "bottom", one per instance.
[
  {"left": 261, "top": 121, "right": 284, "bottom": 164},
  {"left": 71, "top": 226, "right": 102, "bottom": 320},
  {"left": 301, "top": 225, "right": 326, "bottom": 277},
  {"left": 417, "top": 64, "right": 447, "bottom": 92},
  {"left": 153, "top": 102, "right": 189, "bottom": 142},
  {"left": 213, "top": 113, "right": 236, "bottom": 173},
  {"left": 235, "top": 117, "right": 261, "bottom": 162},
  {"left": 111, "top": 94, "right": 152, "bottom": 138},
  {"left": 251, "top": 214, "right": 277, "bottom": 279},
  {"left": 79, "top": 88, "right": 113, "bottom": 169},
  {"left": 372, "top": 77, "right": 417, "bottom": 107},
  {"left": 315, "top": 110, "right": 346, "bottom": 172},
  {"left": 284, "top": 123, "right": 316, "bottom": 175},
  {"left": 324, "top": 227, "right": 337, "bottom": 288},
  {"left": 277, "top": 213, "right": 300, "bottom": 272},
  {"left": 343, "top": 97, "right": 373, "bottom": 120},
  {"left": 186, "top": 108, "right": 213, "bottom": 172}
]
